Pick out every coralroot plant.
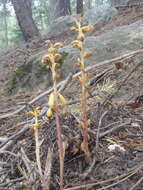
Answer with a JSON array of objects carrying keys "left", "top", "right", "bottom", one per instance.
[
  {"left": 42, "top": 40, "right": 67, "bottom": 189},
  {"left": 28, "top": 106, "right": 44, "bottom": 185},
  {"left": 70, "top": 18, "right": 94, "bottom": 163}
]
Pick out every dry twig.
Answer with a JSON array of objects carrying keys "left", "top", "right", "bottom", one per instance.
[{"left": 96, "top": 111, "right": 108, "bottom": 149}]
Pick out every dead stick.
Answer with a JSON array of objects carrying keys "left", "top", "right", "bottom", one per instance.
[
  {"left": 96, "top": 111, "right": 108, "bottom": 149},
  {"left": 128, "top": 175, "right": 143, "bottom": 190},
  {"left": 99, "top": 120, "right": 131, "bottom": 138}
]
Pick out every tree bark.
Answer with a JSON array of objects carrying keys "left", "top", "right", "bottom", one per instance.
[
  {"left": 57, "top": 0, "right": 71, "bottom": 17},
  {"left": 76, "top": 0, "right": 83, "bottom": 14},
  {"left": 2, "top": 0, "right": 8, "bottom": 46},
  {"left": 87, "top": 0, "right": 92, "bottom": 9},
  {"left": 11, "top": 0, "right": 40, "bottom": 41}
]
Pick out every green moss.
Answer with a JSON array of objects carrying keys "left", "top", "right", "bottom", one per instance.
[
  {"left": 6, "top": 51, "right": 68, "bottom": 95},
  {"left": 60, "top": 51, "right": 68, "bottom": 63},
  {"left": 7, "top": 61, "right": 47, "bottom": 94}
]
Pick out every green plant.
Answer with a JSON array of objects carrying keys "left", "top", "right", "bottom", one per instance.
[
  {"left": 70, "top": 17, "right": 94, "bottom": 163},
  {"left": 42, "top": 40, "right": 67, "bottom": 189}
]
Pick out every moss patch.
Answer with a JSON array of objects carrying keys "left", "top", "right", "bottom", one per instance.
[{"left": 6, "top": 51, "right": 68, "bottom": 94}]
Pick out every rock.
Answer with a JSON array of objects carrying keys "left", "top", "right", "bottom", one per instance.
[
  {"left": 6, "top": 50, "right": 68, "bottom": 94},
  {"left": 7, "top": 20, "right": 143, "bottom": 94},
  {"left": 46, "top": 15, "right": 74, "bottom": 39},
  {"left": 59, "top": 20, "right": 143, "bottom": 67},
  {"left": 47, "top": 6, "right": 118, "bottom": 39},
  {"left": 83, "top": 6, "right": 118, "bottom": 26}
]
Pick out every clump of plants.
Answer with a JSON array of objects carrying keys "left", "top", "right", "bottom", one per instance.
[{"left": 28, "top": 17, "right": 116, "bottom": 190}]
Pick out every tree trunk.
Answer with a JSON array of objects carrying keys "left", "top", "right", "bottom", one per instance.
[
  {"left": 76, "top": 0, "right": 83, "bottom": 14},
  {"left": 2, "top": 0, "right": 8, "bottom": 46},
  {"left": 87, "top": 0, "right": 92, "bottom": 9},
  {"left": 57, "top": 0, "right": 71, "bottom": 17},
  {"left": 11, "top": 0, "right": 40, "bottom": 41}
]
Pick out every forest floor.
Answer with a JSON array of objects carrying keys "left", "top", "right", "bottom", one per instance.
[{"left": 1, "top": 5, "right": 143, "bottom": 190}]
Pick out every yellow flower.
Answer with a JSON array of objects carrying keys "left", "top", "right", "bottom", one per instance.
[
  {"left": 71, "top": 40, "right": 82, "bottom": 49},
  {"left": 46, "top": 108, "right": 53, "bottom": 118},
  {"left": 70, "top": 26, "right": 79, "bottom": 33},
  {"left": 42, "top": 55, "right": 50, "bottom": 63},
  {"left": 48, "top": 47, "right": 57, "bottom": 54},
  {"left": 54, "top": 42, "right": 64, "bottom": 48},
  {"left": 81, "top": 25, "right": 94, "bottom": 33},
  {"left": 84, "top": 51, "right": 93, "bottom": 58},
  {"left": 54, "top": 53, "right": 62, "bottom": 62},
  {"left": 28, "top": 106, "right": 41, "bottom": 120},
  {"left": 58, "top": 93, "right": 67, "bottom": 105},
  {"left": 48, "top": 92, "right": 55, "bottom": 107},
  {"left": 31, "top": 122, "right": 43, "bottom": 130},
  {"left": 45, "top": 40, "right": 53, "bottom": 47}
]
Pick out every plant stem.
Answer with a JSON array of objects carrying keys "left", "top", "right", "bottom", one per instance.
[
  {"left": 35, "top": 127, "right": 43, "bottom": 179},
  {"left": 52, "top": 61, "right": 64, "bottom": 189},
  {"left": 55, "top": 111, "right": 64, "bottom": 189},
  {"left": 80, "top": 43, "right": 91, "bottom": 163}
]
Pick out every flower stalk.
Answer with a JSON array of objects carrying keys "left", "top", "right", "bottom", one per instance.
[
  {"left": 70, "top": 17, "right": 94, "bottom": 163},
  {"left": 42, "top": 40, "right": 66, "bottom": 189}
]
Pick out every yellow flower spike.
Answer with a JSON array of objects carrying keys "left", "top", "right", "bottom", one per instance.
[
  {"left": 54, "top": 54, "right": 62, "bottom": 62},
  {"left": 48, "top": 92, "right": 55, "bottom": 107},
  {"left": 81, "top": 25, "right": 94, "bottom": 33},
  {"left": 46, "top": 108, "right": 53, "bottom": 118},
  {"left": 58, "top": 93, "right": 67, "bottom": 105},
  {"left": 70, "top": 26, "right": 79, "bottom": 33},
  {"left": 54, "top": 42, "right": 64, "bottom": 48},
  {"left": 84, "top": 51, "right": 93, "bottom": 58},
  {"left": 48, "top": 47, "right": 58, "bottom": 54}
]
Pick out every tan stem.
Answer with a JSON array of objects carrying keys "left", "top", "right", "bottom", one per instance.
[
  {"left": 80, "top": 42, "right": 91, "bottom": 163},
  {"left": 51, "top": 60, "right": 64, "bottom": 189},
  {"left": 34, "top": 127, "right": 43, "bottom": 178}
]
